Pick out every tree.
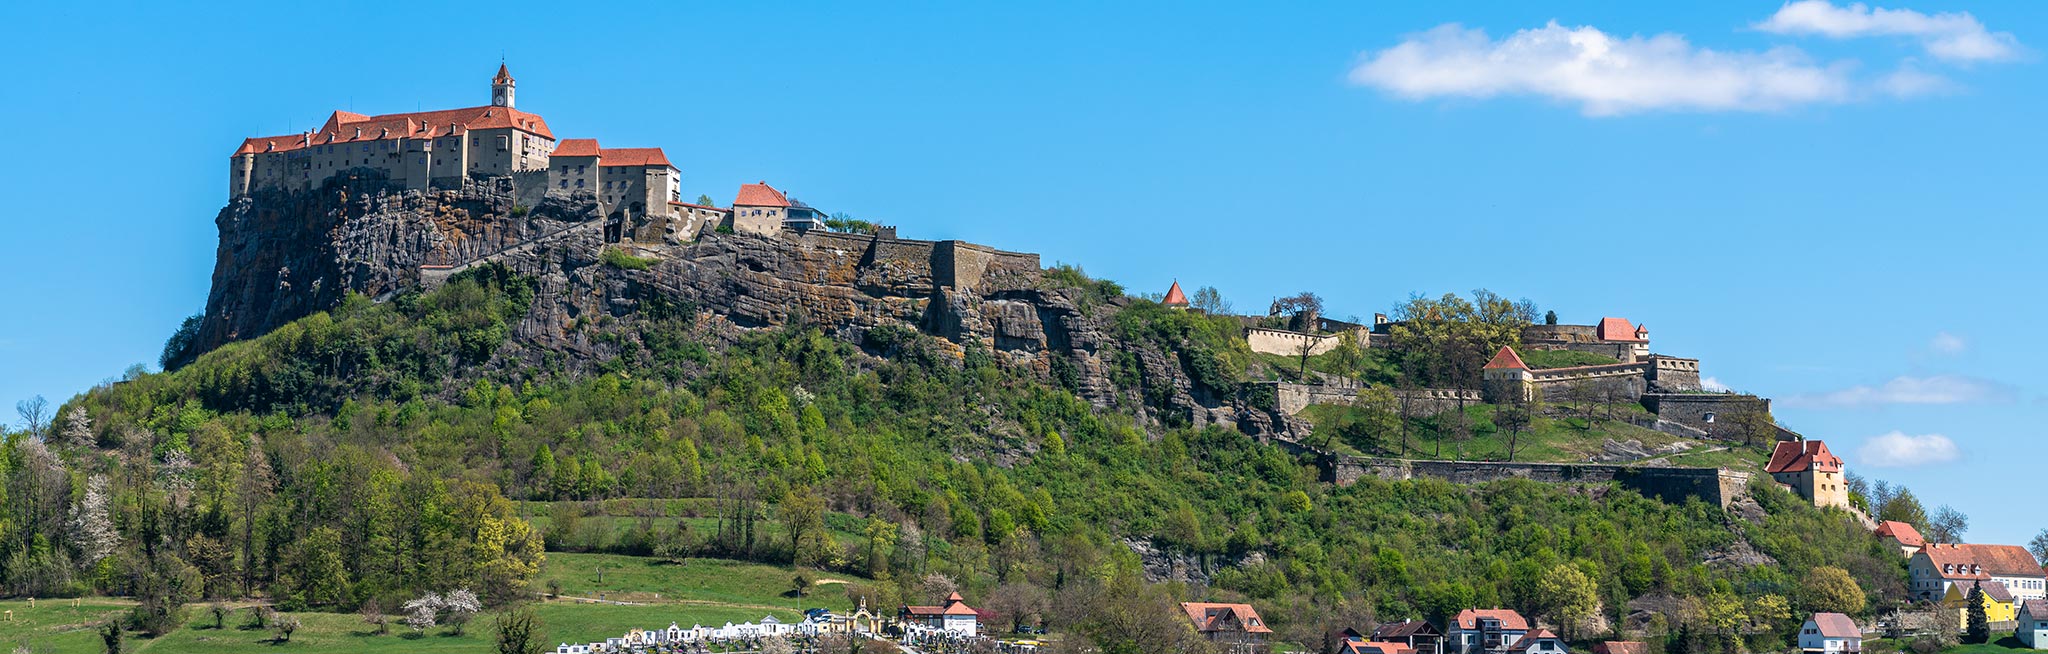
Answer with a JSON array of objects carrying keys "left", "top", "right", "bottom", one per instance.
[
  {"left": 98, "top": 619, "right": 123, "bottom": 654},
  {"left": 529, "top": 444, "right": 556, "bottom": 500},
  {"left": 1387, "top": 290, "right": 1537, "bottom": 389},
  {"left": 793, "top": 571, "right": 815, "bottom": 598},
  {"left": 1337, "top": 387, "right": 1401, "bottom": 455},
  {"left": 1271, "top": 292, "right": 1324, "bottom": 331},
  {"left": 70, "top": 474, "right": 118, "bottom": 567},
  {"left": 1544, "top": 310, "right": 1558, "bottom": 325},
  {"left": 1536, "top": 563, "right": 1599, "bottom": 639},
  {"left": 272, "top": 613, "right": 301, "bottom": 642},
  {"left": 1190, "top": 286, "right": 1232, "bottom": 315},
  {"left": 1496, "top": 396, "right": 1533, "bottom": 462},
  {"left": 1878, "top": 489, "right": 1929, "bottom": 535},
  {"left": 59, "top": 407, "right": 92, "bottom": 448},
  {"left": 208, "top": 603, "right": 230, "bottom": 630},
  {"left": 443, "top": 588, "right": 482, "bottom": 635},
  {"left": 696, "top": 194, "right": 716, "bottom": 206},
  {"left": 160, "top": 313, "right": 204, "bottom": 371},
  {"left": 362, "top": 598, "right": 388, "bottom": 635},
  {"left": 1799, "top": 566, "right": 1866, "bottom": 615},
  {"left": 1726, "top": 409, "right": 1776, "bottom": 447},
  {"left": 14, "top": 396, "right": 49, "bottom": 437},
  {"left": 783, "top": 486, "right": 830, "bottom": 567},
  {"left": 494, "top": 607, "right": 546, "bottom": 654},
  {"left": 402, "top": 592, "right": 442, "bottom": 634},
  {"left": 1964, "top": 583, "right": 1990, "bottom": 644},
  {"left": 988, "top": 582, "right": 1051, "bottom": 632},
  {"left": 1929, "top": 506, "right": 1969, "bottom": 544},
  {"left": 2029, "top": 529, "right": 2048, "bottom": 565}
]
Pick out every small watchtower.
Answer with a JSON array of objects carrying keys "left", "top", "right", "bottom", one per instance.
[
  {"left": 1481, "top": 346, "right": 1533, "bottom": 403},
  {"left": 1162, "top": 281, "right": 1190, "bottom": 310}
]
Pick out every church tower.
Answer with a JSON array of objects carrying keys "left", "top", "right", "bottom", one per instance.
[{"left": 491, "top": 63, "right": 516, "bottom": 108}]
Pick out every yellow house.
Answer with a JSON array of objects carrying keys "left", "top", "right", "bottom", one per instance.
[{"left": 1943, "top": 580, "right": 2018, "bottom": 629}]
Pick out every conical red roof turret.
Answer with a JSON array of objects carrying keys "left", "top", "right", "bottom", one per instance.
[
  {"left": 494, "top": 63, "right": 515, "bottom": 84},
  {"left": 1483, "top": 346, "right": 1527, "bottom": 370},
  {"left": 1162, "top": 281, "right": 1189, "bottom": 307}
]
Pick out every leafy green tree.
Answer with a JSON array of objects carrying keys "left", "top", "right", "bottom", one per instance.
[
  {"left": 1879, "top": 489, "right": 1930, "bottom": 535},
  {"left": 782, "top": 486, "right": 829, "bottom": 567},
  {"left": 98, "top": 619, "right": 123, "bottom": 654},
  {"left": 1537, "top": 562, "right": 1599, "bottom": 638},
  {"left": 529, "top": 444, "right": 556, "bottom": 500},
  {"left": 1799, "top": 566, "right": 1866, "bottom": 615},
  {"left": 1388, "top": 290, "right": 1537, "bottom": 389},
  {"left": 495, "top": 607, "right": 546, "bottom": 654}
]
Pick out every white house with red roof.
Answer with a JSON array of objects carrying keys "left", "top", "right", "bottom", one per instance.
[
  {"left": 2019, "top": 599, "right": 2048, "bottom": 648},
  {"left": 1908, "top": 543, "right": 2047, "bottom": 602},
  {"left": 232, "top": 64, "right": 558, "bottom": 197},
  {"left": 901, "top": 592, "right": 980, "bottom": 637},
  {"left": 1507, "top": 629, "right": 1567, "bottom": 654},
  {"left": 1766, "top": 440, "right": 1849, "bottom": 510},
  {"left": 1797, "top": 613, "right": 1861, "bottom": 653},
  {"left": 1448, "top": 608, "right": 1532, "bottom": 654},
  {"left": 1480, "top": 347, "right": 1535, "bottom": 404}
]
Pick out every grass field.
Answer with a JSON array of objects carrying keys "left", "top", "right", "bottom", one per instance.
[
  {"left": 1304, "top": 402, "right": 1718, "bottom": 464},
  {"left": 0, "top": 554, "right": 850, "bottom": 653}
]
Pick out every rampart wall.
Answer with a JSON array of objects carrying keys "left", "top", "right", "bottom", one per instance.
[
  {"left": 1248, "top": 328, "right": 1339, "bottom": 357},
  {"left": 1272, "top": 381, "right": 1478, "bottom": 416},
  {"left": 1324, "top": 457, "right": 1752, "bottom": 508},
  {"left": 1640, "top": 393, "right": 1771, "bottom": 441}
]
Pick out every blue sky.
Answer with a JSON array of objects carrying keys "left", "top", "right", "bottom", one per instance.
[{"left": 0, "top": 1, "right": 2042, "bottom": 544}]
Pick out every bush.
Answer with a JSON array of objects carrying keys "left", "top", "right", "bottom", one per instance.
[{"left": 600, "top": 247, "right": 656, "bottom": 271}]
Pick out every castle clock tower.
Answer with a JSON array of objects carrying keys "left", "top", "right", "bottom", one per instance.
[{"left": 491, "top": 63, "right": 515, "bottom": 108}]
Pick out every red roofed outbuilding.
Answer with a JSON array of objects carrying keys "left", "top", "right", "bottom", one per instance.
[
  {"left": 1766, "top": 439, "right": 1849, "bottom": 510},
  {"left": 1876, "top": 520, "right": 1926, "bottom": 558},
  {"left": 1180, "top": 602, "right": 1272, "bottom": 651}
]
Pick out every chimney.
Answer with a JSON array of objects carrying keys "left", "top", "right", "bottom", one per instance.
[{"left": 354, "top": 127, "right": 362, "bottom": 139}]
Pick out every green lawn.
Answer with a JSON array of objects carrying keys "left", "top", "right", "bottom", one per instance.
[
  {"left": 1518, "top": 349, "right": 1621, "bottom": 369},
  {"left": 1, "top": 554, "right": 855, "bottom": 654}
]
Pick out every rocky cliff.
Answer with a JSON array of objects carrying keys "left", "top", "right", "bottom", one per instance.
[{"left": 187, "top": 180, "right": 1308, "bottom": 443}]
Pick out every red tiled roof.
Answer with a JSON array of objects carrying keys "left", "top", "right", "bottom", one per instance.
[
  {"left": 1960, "top": 544, "right": 2045, "bottom": 577},
  {"left": 1345, "top": 642, "right": 1411, "bottom": 654},
  {"left": 598, "top": 147, "right": 672, "bottom": 168},
  {"left": 553, "top": 138, "right": 600, "bottom": 157},
  {"left": 1765, "top": 440, "right": 1842, "bottom": 474},
  {"left": 1483, "top": 347, "right": 1528, "bottom": 371},
  {"left": 669, "top": 201, "right": 730, "bottom": 212},
  {"left": 1163, "top": 281, "right": 1189, "bottom": 306},
  {"left": 1920, "top": 543, "right": 1993, "bottom": 581},
  {"left": 1957, "top": 580, "right": 2015, "bottom": 604},
  {"left": 1808, "top": 613, "right": 1860, "bottom": 639},
  {"left": 1598, "top": 317, "right": 1646, "bottom": 342},
  {"left": 735, "top": 181, "right": 791, "bottom": 207},
  {"left": 495, "top": 63, "right": 515, "bottom": 84},
  {"left": 2021, "top": 599, "right": 2048, "bottom": 620},
  {"left": 1876, "top": 521, "right": 1925, "bottom": 548},
  {"left": 1509, "top": 630, "right": 1560, "bottom": 651},
  {"left": 1452, "top": 609, "right": 1530, "bottom": 631},
  {"left": 1180, "top": 603, "right": 1274, "bottom": 635},
  {"left": 233, "top": 104, "right": 555, "bottom": 156},
  {"left": 942, "top": 592, "right": 978, "bottom": 616}
]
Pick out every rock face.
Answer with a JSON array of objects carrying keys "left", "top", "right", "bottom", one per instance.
[{"left": 187, "top": 183, "right": 1309, "bottom": 444}]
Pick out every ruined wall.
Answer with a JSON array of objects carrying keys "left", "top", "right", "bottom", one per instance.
[
  {"left": 1640, "top": 393, "right": 1770, "bottom": 441},
  {"left": 1325, "top": 457, "right": 1752, "bottom": 508},
  {"left": 934, "top": 241, "right": 1040, "bottom": 291},
  {"left": 1647, "top": 356, "right": 1702, "bottom": 392}
]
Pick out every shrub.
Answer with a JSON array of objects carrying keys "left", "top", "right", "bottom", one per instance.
[{"left": 600, "top": 247, "right": 656, "bottom": 271}]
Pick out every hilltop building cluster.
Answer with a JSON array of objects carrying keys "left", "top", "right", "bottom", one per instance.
[{"left": 229, "top": 65, "right": 825, "bottom": 241}]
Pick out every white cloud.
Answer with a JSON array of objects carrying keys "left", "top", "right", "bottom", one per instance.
[
  {"left": 1928, "top": 331, "right": 1966, "bottom": 354},
  {"left": 1349, "top": 22, "right": 1855, "bottom": 116},
  {"left": 1701, "top": 376, "right": 1733, "bottom": 392},
  {"left": 1782, "top": 374, "right": 2015, "bottom": 407},
  {"left": 1756, "top": 1, "right": 2022, "bottom": 62},
  {"left": 1857, "top": 431, "right": 1961, "bottom": 467},
  {"left": 1878, "top": 63, "right": 1953, "bottom": 97}
]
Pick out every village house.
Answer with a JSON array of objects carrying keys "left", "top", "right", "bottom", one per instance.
[
  {"left": 1943, "top": 580, "right": 2018, "bottom": 630},
  {"left": 727, "top": 181, "right": 826, "bottom": 235},
  {"left": 1798, "top": 613, "right": 1862, "bottom": 654},
  {"left": 2018, "top": 599, "right": 2048, "bottom": 648},
  {"left": 1373, "top": 619, "right": 1445, "bottom": 654},
  {"left": 1765, "top": 440, "right": 1849, "bottom": 510},
  {"left": 1181, "top": 602, "right": 1273, "bottom": 654},
  {"left": 902, "top": 592, "right": 981, "bottom": 637},
  {"left": 1508, "top": 629, "right": 1567, "bottom": 654},
  {"left": 545, "top": 138, "right": 681, "bottom": 222},
  {"left": 1909, "top": 543, "right": 2047, "bottom": 602},
  {"left": 1447, "top": 609, "right": 1532, "bottom": 654},
  {"left": 1875, "top": 521, "right": 1925, "bottom": 558}
]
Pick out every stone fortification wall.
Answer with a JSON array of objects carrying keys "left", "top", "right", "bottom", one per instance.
[
  {"left": 1272, "top": 381, "right": 1478, "bottom": 416},
  {"left": 1248, "top": 327, "right": 1339, "bottom": 357},
  {"left": 1640, "top": 393, "right": 1770, "bottom": 441},
  {"left": 1528, "top": 341, "right": 1639, "bottom": 363},
  {"left": 1529, "top": 362, "right": 1648, "bottom": 400},
  {"left": 1326, "top": 457, "right": 1752, "bottom": 508},
  {"left": 1522, "top": 324, "right": 1601, "bottom": 343},
  {"left": 1647, "top": 356, "right": 1702, "bottom": 392},
  {"left": 509, "top": 170, "right": 551, "bottom": 210}
]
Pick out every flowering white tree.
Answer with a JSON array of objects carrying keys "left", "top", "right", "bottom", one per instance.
[
  {"left": 59, "top": 407, "right": 92, "bottom": 448},
  {"left": 442, "top": 588, "right": 481, "bottom": 635},
  {"left": 69, "top": 475, "right": 119, "bottom": 567},
  {"left": 401, "top": 592, "right": 442, "bottom": 633}
]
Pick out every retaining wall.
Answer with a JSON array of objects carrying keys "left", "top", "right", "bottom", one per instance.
[{"left": 1324, "top": 457, "right": 1752, "bottom": 508}]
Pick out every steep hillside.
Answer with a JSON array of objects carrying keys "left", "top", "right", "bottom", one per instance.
[{"left": 0, "top": 183, "right": 1902, "bottom": 653}]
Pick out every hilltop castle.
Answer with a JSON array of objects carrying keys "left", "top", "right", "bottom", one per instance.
[{"left": 229, "top": 65, "right": 799, "bottom": 237}]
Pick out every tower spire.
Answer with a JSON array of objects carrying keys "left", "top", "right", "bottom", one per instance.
[{"left": 492, "top": 63, "right": 516, "bottom": 108}]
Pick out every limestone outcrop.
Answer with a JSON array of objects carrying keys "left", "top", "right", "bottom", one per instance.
[{"left": 185, "top": 181, "right": 1308, "bottom": 445}]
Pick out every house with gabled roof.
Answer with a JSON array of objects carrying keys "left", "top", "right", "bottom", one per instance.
[
  {"left": 1943, "top": 580, "right": 2018, "bottom": 630},
  {"left": 901, "top": 592, "right": 981, "bottom": 636},
  {"left": 1448, "top": 609, "right": 1531, "bottom": 654},
  {"left": 1181, "top": 602, "right": 1272, "bottom": 654},
  {"left": 1909, "top": 543, "right": 2047, "bottom": 602},
  {"left": 1766, "top": 440, "right": 1849, "bottom": 509},
  {"left": 2018, "top": 599, "right": 2048, "bottom": 648},
  {"left": 1798, "top": 613, "right": 1861, "bottom": 654},
  {"left": 1507, "top": 629, "right": 1567, "bottom": 654},
  {"left": 1875, "top": 521, "right": 1925, "bottom": 558},
  {"left": 1373, "top": 619, "right": 1445, "bottom": 654}
]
